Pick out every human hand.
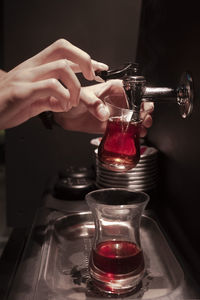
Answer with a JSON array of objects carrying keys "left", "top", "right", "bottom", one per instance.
[
  {"left": 54, "top": 79, "right": 154, "bottom": 136},
  {"left": 0, "top": 39, "right": 108, "bottom": 129}
]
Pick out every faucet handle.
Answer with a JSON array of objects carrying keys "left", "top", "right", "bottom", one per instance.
[
  {"left": 177, "top": 71, "right": 193, "bottom": 118},
  {"left": 95, "top": 62, "right": 140, "bottom": 81},
  {"left": 96, "top": 62, "right": 194, "bottom": 119}
]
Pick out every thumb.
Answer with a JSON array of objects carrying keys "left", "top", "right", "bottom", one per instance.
[{"left": 80, "top": 89, "right": 110, "bottom": 121}]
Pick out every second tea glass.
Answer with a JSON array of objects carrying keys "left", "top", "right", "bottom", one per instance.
[
  {"left": 98, "top": 93, "right": 148, "bottom": 172},
  {"left": 86, "top": 188, "right": 149, "bottom": 295}
]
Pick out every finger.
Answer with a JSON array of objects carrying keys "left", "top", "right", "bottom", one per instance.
[
  {"left": 80, "top": 89, "right": 110, "bottom": 122},
  {"left": 9, "top": 96, "right": 65, "bottom": 129},
  {"left": 67, "top": 59, "right": 109, "bottom": 73},
  {"left": 80, "top": 79, "right": 123, "bottom": 96},
  {"left": 25, "top": 59, "right": 81, "bottom": 107},
  {"left": 142, "top": 114, "right": 153, "bottom": 128},
  {"left": 69, "top": 59, "right": 109, "bottom": 83},
  {"left": 22, "top": 39, "right": 98, "bottom": 81},
  {"left": 1, "top": 85, "right": 69, "bottom": 129},
  {"left": 31, "top": 96, "right": 66, "bottom": 115},
  {"left": 97, "top": 79, "right": 124, "bottom": 98},
  {"left": 141, "top": 101, "right": 154, "bottom": 113},
  {"left": 95, "top": 80, "right": 128, "bottom": 108},
  {"left": 25, "top": 79, "right": 71, "bottom": 111},
  {"left": 140, "top": 126, "right": 147, "bottom": 138}
]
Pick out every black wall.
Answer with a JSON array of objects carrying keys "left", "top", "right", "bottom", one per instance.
[
  {"left": 137, "top": 0, "right": 200, "bottom": 282},
  {"left": 3, "top": 0, "right": 141, "bottom": 226}
]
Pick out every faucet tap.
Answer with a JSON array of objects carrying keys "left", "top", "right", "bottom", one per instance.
[{"left": 96, "top": 63, "right": 194, "bottom": 120}]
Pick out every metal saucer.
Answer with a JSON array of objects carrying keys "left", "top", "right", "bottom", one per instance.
[
  {"left": 96, "top": 163, "right": 158, "bottom": 176},
  {"left": 94, "top": 145, "right": 159, "bottom": 192},
  {"left": 97, "top": 172, "right": 158, "bottom": 184},
  {"left": 96, "top": 179, "right": 157, "bottom": 191}
]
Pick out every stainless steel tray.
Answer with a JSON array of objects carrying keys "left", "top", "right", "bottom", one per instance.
[{"left": 33, "top": 211, "right": 184, "bottom": 300}]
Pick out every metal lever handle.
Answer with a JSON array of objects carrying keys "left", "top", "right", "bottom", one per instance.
[{"left": 95, "top": 62, "right": 139, "bottom": 81}]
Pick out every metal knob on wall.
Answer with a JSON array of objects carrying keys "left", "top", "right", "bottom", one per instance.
[{"left": 96, "top": 63, "right": 194, "bottom": 119}]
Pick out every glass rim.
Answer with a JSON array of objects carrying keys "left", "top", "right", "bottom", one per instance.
[
  {"left": 103, "top": 96, "right": 153, "bottom": 116},
  {"left": 85, "top": 188, "right": 150, "bottom": 207},
  {"left": 103, "top": 95, "right": 132, "bottom": 113}
]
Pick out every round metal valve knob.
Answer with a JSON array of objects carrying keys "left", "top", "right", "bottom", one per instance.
[{"left": 177, "top": 71, "right": 193, "bottom": 118}]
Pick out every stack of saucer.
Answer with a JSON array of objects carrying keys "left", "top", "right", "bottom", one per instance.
[{"left": 94, "top": 146, "right": 158, "bottom": 192}]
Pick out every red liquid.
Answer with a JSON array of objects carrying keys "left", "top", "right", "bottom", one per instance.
[
  {"left": 98, "top": 117, "right": 141, "bottom": 170},
  {"left": 91, "top": 240, "right": 144, "bottom": 277}
]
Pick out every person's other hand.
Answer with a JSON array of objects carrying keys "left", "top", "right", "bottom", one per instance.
[
  {"left": 54, "top": 79, "right": 154, "bottom": 136},
  {"left": 0, "top": 39, "right": 108, "bottom": 129}
]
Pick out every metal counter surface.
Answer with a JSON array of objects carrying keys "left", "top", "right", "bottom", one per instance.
[{"left": 0, "top": 194, "right": 200, "bottom": 299}]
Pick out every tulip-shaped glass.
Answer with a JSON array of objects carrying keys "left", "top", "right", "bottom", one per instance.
[
  {"left": 86, "top": 188, "right": 149, "bottom": 295},
  {"left": 98, "top": 93, "right": 149, "bottom": 172}
]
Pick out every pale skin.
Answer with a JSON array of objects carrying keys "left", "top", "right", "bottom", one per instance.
[
  {"left": 54, "top": 80, "right": 154, "bottom": 137},
  {"left": 0, "top": 39, "right": 153, "bottom": 135}
]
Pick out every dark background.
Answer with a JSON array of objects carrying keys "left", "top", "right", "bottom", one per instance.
[
  {"left": 1, "top": 0, "right": 200, "bottom": 284},
  {"left": 137, "top": 0, "right": 200, "bottom": 283}
]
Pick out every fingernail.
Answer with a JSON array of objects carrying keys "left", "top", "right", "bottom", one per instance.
[
  {"left": 97, "top": 62, "right": 109, "bottom": 70},
  {"left": 98, "top": 104, "right": 109, "bottom": 120},
  {"left": 94, "top": 75, "right": 105, "bottom": 83},
  {"left": 143, "top": 102, "right": 154, "bottom": 111}
]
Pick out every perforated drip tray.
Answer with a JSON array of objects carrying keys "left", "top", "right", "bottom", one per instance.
[{"left": 28, "top": 210, "right": 187, "bottom": 300}]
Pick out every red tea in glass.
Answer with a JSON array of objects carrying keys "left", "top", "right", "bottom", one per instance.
[
  {"left": 98, "top": 116, "right": 141, "bottom": 172},
  {"left": 91, "top": 240, "right": 144, "bottom": 277},
  {"left": 86, "top": 189, "right": 149, "bottom": 295},
  {"left": 89, "top": 240, "right": 145, "bottom": 294}
]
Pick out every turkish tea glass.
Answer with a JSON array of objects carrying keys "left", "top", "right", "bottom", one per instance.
[
  {"left": 86, "top": 188, "right": 149, "bottom": 295},
  {"left": 98, "top": 93, "right": 148, "bottom": 172}
]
